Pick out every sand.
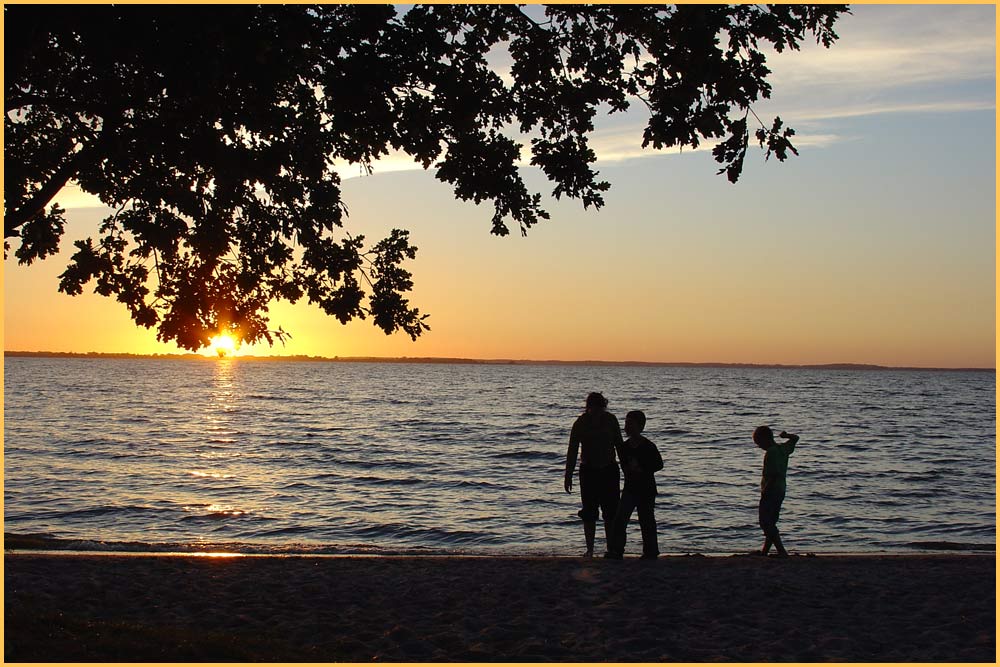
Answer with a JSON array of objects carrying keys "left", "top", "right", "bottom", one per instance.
[{"left": 4, "top": 552, "right": 995, "bottom": 662}]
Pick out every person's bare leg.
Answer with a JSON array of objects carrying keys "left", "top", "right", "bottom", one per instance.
[
  {"left": 604, "top": 520, "right": 615, "bottom": 554},
  {"left": 583, "top": 520, "right": 596, "bottom": 557},
  {"left": 771, "top": 531, "right": 788, "bottom": 557}
]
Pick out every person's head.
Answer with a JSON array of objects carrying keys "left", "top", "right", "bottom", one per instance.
[
  {"left": 753, "top": 425, "right": 776, "bottom": 449},
  {"left": 585, "top": 392, "right": 608, "bottom": 414},
  {"left": 624, "top": 410, "right": 646, "bottom": 437}
]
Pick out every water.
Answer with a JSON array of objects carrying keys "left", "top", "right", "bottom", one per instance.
[{"left": 4, "top": 357, "right": 995, "bottom": 555}]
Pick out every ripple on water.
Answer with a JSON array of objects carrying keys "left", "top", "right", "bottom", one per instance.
[{"left": 3, "top": 358, "right": 994, "bottom": 555}]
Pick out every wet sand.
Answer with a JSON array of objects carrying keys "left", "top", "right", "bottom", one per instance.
[{"left": 4, "top": 552, "right": 995, "bottom": 662}]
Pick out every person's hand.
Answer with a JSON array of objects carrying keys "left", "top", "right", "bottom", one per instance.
[
  {"left": 779, "top": 431, "right": 789, "bottom": 439},
  {"left": 564, "top": 472, "right": 573, "bottom": 493}
]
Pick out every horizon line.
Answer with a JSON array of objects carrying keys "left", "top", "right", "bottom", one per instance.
[{"left": 3, "top": 350, "right": 994, "bottom": 373}]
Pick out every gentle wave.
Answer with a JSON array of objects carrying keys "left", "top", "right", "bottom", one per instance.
[
  {"left": 2, "top": 532, "right": 467, "bottom": 556},
  {"left": 905, "top": 541, "right": 995, "bottom": 551},
  {"left": 491, "top": 451, "right": 559, "bottom": 460}
]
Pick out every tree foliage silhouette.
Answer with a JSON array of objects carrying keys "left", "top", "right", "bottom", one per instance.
[{"left": 5, "top": 4, "right": 847, "bottom": 350}]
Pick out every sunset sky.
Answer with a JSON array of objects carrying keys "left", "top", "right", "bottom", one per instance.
[{"left": 3, "top": 5, "right": 996, "bottom": 368}]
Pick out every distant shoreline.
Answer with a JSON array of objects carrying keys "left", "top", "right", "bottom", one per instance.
[{"left": 3, "top": 350, "right": 993, "bottom": 372}]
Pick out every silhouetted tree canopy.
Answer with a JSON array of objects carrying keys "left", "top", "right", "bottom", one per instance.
[{"left": 5, "top": 4, "right": 847, "bottom": 350}]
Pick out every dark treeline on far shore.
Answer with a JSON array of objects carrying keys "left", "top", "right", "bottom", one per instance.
[{"left": 3, "top": 350, "right": 993, "bottom": 372}]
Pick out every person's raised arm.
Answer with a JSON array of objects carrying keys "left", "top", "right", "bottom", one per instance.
[{"left": 779, "top": 431, "right": 799, "bottom": 452}]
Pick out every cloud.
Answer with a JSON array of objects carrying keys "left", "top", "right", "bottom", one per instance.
[
  {"left": 584, "top": 126, "right": 843, "bottom": 164},
  {"left": 767, "top": 37, "right": 995, "bottom": 92},
  {"left": 333, "top": 157, "right": 426, "bottom": 180},
  {"left": 334, "top": 124, "right": 844, "bottom": 177},
  {"left": 786, "top": 100, "right": 995, "bottom": 123},
  {"left": 734, "top": 6, "right": 996, "bottom": 139},
  {"left": 765, "top": 6, "right": 994, "bottom": 93},
  {"left": 50, "top": 184, "right": 106, "bottom": 210},
  {"left": 58, "top": 124, "right": 845, "bottom": 206}
]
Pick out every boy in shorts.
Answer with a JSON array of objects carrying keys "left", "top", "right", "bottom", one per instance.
[{"left": 753, "top": 425, "right": 799, "bottom": 557}]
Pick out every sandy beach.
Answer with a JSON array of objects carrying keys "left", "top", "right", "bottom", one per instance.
[{"left": 3, "top": 551, "right": 994, "bottom": 662}]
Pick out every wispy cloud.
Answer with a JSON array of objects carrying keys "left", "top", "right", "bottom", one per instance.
[
  {"left": 342, "top": 126, "right": 846, "bottom": 173},
  {"left": 59, "top": 125, "right": 846, "bottom": 204},
  {"left": 584, "top": 126, "right": 843, "bottom": 164},
  {"left": 769, "top": 39, "right": 993, "bottom": 90},
  {"left": 766, "top": 6, "right": 994, "bottom": 95},
  {"left": 51, "top": 184, "right": 105, "bottom": 210},
  {"left": 786, "top": 100, "right": 995, "bottom": 123}
]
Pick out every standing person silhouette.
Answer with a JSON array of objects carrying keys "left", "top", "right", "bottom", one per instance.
[
  {"left": 753, "top": 425, "right": 800, "bottom": 557},
  {"left": 608, "top": 410, "right": 664, "bottom": 559},
  {"left": 565, "top": 392, "right": 624, "bottom": 557}
]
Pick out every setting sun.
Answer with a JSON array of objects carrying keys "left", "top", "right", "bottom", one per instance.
[{"left": 206, "top": 334, "right": 238, "bottom": 358}]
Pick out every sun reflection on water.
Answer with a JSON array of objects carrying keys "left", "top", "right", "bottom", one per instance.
[
  {"left": 210, "top": 358, "right": 237, "bottom": 408},
  {"left": 182, "top": 504, "right": 250, "bottom": 518},
  {"left": 188, "top": 470, "right": 235, "bottom": 480}
]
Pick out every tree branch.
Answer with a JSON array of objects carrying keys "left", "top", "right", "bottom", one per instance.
[{"left": 4, "top": 149, "right": 89, "bottom": 237}]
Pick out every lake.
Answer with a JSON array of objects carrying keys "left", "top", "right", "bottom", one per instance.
[{"left": 4, "top": 357, "right": 995, "bottom": 555}]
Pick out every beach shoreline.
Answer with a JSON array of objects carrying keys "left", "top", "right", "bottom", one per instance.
[
  {"left": 5, "top": 552, "right": 995, "bottom": 662},
  {"left": 5, "top": 530, "right": 994, "bottom": 558}
]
